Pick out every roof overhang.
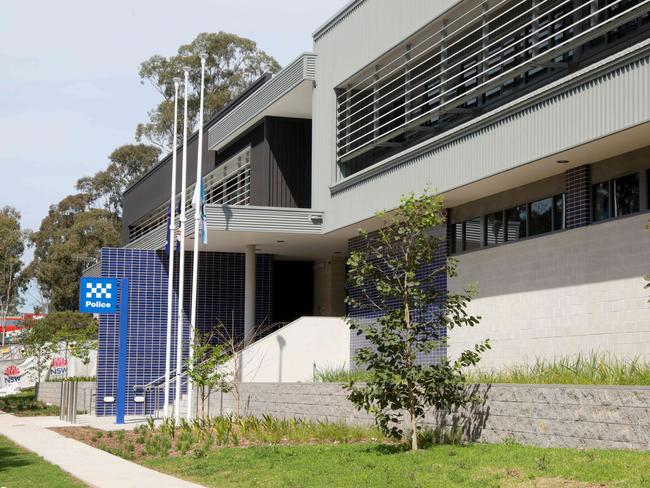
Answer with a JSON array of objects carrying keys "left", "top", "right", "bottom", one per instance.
[{"left": 208, "top": 53, "right": 316, "bottom": 153}]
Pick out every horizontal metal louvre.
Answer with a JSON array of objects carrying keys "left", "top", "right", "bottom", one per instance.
[
  {"left": 128, "top": 148, "right": 251, "bottom": 243},
  {"left": 335, "top": 0, "right": 650, "bottom": 169}
]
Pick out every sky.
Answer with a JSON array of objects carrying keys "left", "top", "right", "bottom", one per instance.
[{"left": 0, "top": 0, "right": 349, "bottom": 310}]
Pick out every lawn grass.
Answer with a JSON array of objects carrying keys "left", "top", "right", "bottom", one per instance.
[
  {"left": 0, "top": 433, "right": 85, "bottom": 487},
  {"left": 142, "top": 442, "right": 650, "bottom": 487},
  {"left": 0, "top": 387, "right": 60, "bottom": 416}
]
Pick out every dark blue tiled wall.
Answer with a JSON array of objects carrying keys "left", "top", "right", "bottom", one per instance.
[
  {"left": 96, "top": 248, "right": 272, "bottom": 416},
  {"left": 347, "top": 227, "right": 448, "bottom": 367}
]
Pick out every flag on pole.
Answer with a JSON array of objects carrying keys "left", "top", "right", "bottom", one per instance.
[
  {"left": 165, "top": 201, "right": 182, "bottom": 254},
  {"left": 192, "top": 177, "right": 208, "bottom": 245}
]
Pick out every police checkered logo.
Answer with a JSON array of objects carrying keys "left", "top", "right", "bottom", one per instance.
[{"left": 85, "top": 282, "right": 113, "bottom": 300}]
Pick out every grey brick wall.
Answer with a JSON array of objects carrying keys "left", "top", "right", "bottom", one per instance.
[
  {"left": 194, "top": 383, "right": 650, "bottom": 451},
  {"left": 37, "top": 382, "right": 96, "bottom": 413}
]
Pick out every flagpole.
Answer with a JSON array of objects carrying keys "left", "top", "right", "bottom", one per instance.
[
  {"left": 163, "top": 77, "right": 181, "bottom": 418},
  {"left": 187, "top": 53, "right": 208, "bottom": 420},
  {"left": 174, "top": 67, "right": 190, "bottom": 421}
]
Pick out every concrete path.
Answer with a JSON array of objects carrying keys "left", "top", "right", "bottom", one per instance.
[{"left": 0, "top": 412, "right": 204, "bottom": 488}]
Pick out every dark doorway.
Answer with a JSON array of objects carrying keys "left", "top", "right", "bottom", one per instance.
[{"left": 272, "top": 260, "right": 314, "bottom": 324}]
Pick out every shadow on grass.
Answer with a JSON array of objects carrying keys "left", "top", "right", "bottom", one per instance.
[{"left": 0, "top": 444, "right": 35, "bottom": 472}]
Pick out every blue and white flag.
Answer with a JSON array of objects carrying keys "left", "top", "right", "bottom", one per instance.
[{"left": 192, "top": 177, "right": 208, "bottom": 245}]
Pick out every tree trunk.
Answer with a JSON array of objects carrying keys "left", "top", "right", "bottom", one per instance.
[{"left": 410, "top": 409, "right": 418, "bottom": 450}]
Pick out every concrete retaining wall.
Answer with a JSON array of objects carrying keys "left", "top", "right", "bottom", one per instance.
[
  {"left": 196, "top": 383, "right": 650, "bottom": 451},
  {"left": 37, "top": 382, "right": 96, "bottom": 413}
]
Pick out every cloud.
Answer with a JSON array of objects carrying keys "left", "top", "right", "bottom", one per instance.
[{"left": 60, "top": 81, "right": 111, "bottom": 100}]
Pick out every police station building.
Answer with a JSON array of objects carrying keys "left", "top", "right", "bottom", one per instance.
[{"left": 84, "top": 0, "right": 650, "bottom": 416}]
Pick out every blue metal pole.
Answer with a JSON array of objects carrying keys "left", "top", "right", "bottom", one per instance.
[{"left": 115, "top": 278, "right": 129, "bottom": 424}]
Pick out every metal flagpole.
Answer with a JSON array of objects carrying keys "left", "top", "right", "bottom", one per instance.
[
  {"left": 187, "top": 53, "right": 208, "bottom": 420},
  {"left": 163, "top": 77, "right": 181, "bottom": 418},
  {"left": 174, "top": 67, "right": 190, "bottom": 421}
]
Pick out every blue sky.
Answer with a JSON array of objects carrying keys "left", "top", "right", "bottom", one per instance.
[{"left": 0, "top": 0, "right": 348, "bottom": 310}]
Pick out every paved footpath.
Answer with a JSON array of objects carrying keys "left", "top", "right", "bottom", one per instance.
[{"left": 0, "top": 412, "right": 204, "bottom": 488}]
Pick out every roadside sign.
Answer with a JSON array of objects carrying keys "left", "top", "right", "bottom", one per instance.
[{"left": 79, "top": 277, "right": 118, "bottom": 314}]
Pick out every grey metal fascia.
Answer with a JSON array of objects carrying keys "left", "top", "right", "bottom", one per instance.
[
  {"left": 186, "top": 205, "right": 324, "bottom": 235},
  {"left": 207, "top": 54, "right": 317, "bottom": 151},
  {"left": 124, "top": 225, "right": 167, "bottom": 251},
  {"left": 82, "top": 261, "right": 102, "bottom": 278},
  {"left": 330, "top": 39, "right": 650, "bottom": 195},
  {"left": 312, "top": 0, "right": 367, "bottom": 41}
]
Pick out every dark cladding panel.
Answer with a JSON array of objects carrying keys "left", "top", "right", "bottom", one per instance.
[{"left": 265, "top": 117, "right": 312, "bottom": 208}]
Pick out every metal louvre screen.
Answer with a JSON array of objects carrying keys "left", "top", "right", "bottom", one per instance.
[
  {"left": 128, "top": 147, "right": 251, "bottom": 243},
  {"left": 336, "top": 0, "right": 650, "bottom": 176}
]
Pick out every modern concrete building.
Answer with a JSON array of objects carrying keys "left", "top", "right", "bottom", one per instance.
[{"left": 88, "top": 0, "right": 650, "bottom": 416}]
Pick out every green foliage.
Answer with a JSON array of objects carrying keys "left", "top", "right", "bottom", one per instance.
[
  {"left": 471, "top": 352, "right": 650, "bottom": 386},
  {"left": 0, "top": 388, "right": 59, "bottom": 416},
  {"left": 29, "top": 194, "right": 120, "bottom": 311},
  {"left": 186, "top": 332, "right": 232, "bottom": 418},
  {"left": 76, "top": 144, "right": 161, "bottom": 217},
  {"left": 0, "top": 206, "right": 29, "bottom": 330},
  {"left": 137, "top": 32, "right": 281, "bottom": 151},
  {"left": 19, "top": 320, "right": 58, "bottom": 382},
  {"left": 313, "top": 365, "right": 371, "bottom": 383},
  {"left": 42, "top": 311, "right": 97, "bottom": 365},
  {"left": 345, "top": 189, "right": 489, "bottom": 450}
]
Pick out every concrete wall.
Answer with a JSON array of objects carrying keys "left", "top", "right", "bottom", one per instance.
[
  {"left": 36, "top": 382, "right": 96, "bottom": 413},
  {"left": 199, "top": 382, "right": 650, "bottom": 451},
  {"left": 448, "top": 212, "right": 650, "bottom": 368},
  {"left": 235, "top": 317, "right": 350, "bottom": 383}
]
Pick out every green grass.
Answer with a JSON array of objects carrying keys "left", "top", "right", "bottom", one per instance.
[
  {"left": 471, "top": 353, "right": 650, "bottom": 386},
  {"left": 0, "top": 388, "right": 60, "bottom": 416},
  {"left": 0, "top": 434, "right": 85, "bottom": 487},
  {"left": 142, "top": 442, "right": 650, "bottom": 487},
  {"left": 316, "top": 353, "right": 650, "bottom": 386}
]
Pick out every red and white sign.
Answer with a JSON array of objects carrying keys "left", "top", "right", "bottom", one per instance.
[
  {"left": 4, "top": 365, "right": 21, "bottom": 384},
  {"left": 50, "top": 357, "right": 68, "bottom": 377}
]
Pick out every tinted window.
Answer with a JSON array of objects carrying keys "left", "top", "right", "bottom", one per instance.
[
  {"left": 529, "top": 197, "right": 553, "bottom": 236},
  {"left": 453, "top": 223, "right": 462, "bottom": 254},
  {"left": 553, "top": 194, "right": 565, "bottom": 231},
  {"left": 614, "top": 173, "right": 639, "bottom": 217},
  {"left": 505, "top": 205, "right": 527, "bottom": 241},
  {"left": 464, "top": 217, "right": 482, "bottom": 251},
  {"left": 593, "top": 181, "right": 610, "bottom": 222},
  {"left": 485, "top": 211, "right": 504, "bottom": 246}
]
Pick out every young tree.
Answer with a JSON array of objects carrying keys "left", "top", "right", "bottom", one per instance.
[
  {"left": 186, "top": 332, "right": 232, "bottom": 418},
  {"left": 137, "top": 32, "right": 281, "bottom": 151},
  {"left": 0, "top": 207, "right": 29, "bottom": 346},
  {"left": 44, "top": 312, "right": 97, "bottom": 368},
  {"left": 345, "top": 190, "right": 490, "bottom": 451},
  {"left": 19, "top": 319, "right": 57, "bottom": 383}
]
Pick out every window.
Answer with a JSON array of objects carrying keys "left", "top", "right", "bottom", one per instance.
[
  {"left": 529, "top": 197, "right": 553, "bottom": 237},
  {"left": 614, "top": 173, "right": 640, "bottom": 217},
  {"left": 553, "top": 194, "right": 565, "bottom": 231},
  {"left": 485, "top": 211, "right": 504, "bottom": 246},
  {"left": 593, "top": 173, "right": 640, "bottom": 222},
  {"left": 505, "top": 205, "right": 527, "bottom": 242},
  {"left": 464, "top": 217, "right": 482, "bottom": 252}
]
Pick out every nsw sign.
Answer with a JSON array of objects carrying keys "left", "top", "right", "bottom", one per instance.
[{"left": 79, "top": 277, "right": 118, "bottom": 314}]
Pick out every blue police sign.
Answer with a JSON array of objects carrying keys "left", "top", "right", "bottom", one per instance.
[{"left": 79, "top": 277, "right": 118, "bottom": 314}]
